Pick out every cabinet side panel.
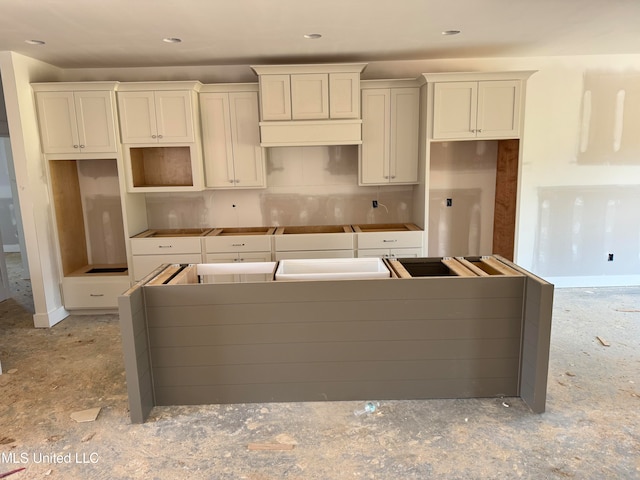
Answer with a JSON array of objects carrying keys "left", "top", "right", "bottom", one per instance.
[
  {"left": 493, "top": 139, "right": 519, "bottom": 260},
  {"left": 49, "top": 160, "right": 88, "bottom": 275}
]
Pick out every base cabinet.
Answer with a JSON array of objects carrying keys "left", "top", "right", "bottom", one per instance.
[
  {"left": 356, "top": 247, "right": 422, "bottom": 259},
  {"left": 62, "top": 275, "right": 130, "bottom": 310},
  {"left": 130, "top": 235, "right": 204, "bottom": 281}
]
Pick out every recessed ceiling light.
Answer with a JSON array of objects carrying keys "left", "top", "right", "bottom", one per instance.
[
  {"left": 442, "top": 30, "right": 461, "bottom": 36},
  {"left": 303, "top": 33, "right": 322, "bottom": 40},
  {"left": 25, "top": 39, "right": 45, "bottom": 45},
  {"left": 163, "top": 37, "right": 182, "bottom": 43}
]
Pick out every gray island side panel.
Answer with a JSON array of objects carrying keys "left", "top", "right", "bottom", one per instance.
[
  {"left": 142, "top": 276, "right": 526, "bottom": 406},
  {"left": 495, "top": 255, "right": 554, "bottom": 413},
  {"left": 118, "top": 284, "right": 155, "bottom": 423}
]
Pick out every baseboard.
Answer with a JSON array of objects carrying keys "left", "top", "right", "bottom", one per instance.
[
  {"left": 33, "top": 306, "right": 69, "bottom": 328},
  {"left": 547, "top": 275, "right": 640, "bottom": 288}
]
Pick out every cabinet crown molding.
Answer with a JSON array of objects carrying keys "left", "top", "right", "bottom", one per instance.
[
  {"left": 420, "top": 70, "right": 537, "bottom": 84},
  {"left": 251, "top": 63, "right": 367, "bottom": 76},
  {"left": 31, "top": 81, "right": 120, "bottom": 92},
  {"left": 117, "top": 81, "right": 202, "bottom": 91}
]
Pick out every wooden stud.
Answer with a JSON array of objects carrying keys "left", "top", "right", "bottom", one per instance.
[{"left": 493, "top": 139, "right": 519, "bottom": 261}]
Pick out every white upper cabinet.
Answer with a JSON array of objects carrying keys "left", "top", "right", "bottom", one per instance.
[
  {"left": 360, "top": 81, "right": 420, "bottom": 185},
  {"left": 33, "top": 83, "right": 119, "bottom": 154},
  {"left": 117, "top": 82, "right": 200, "bottom": 144},
  {"left": 254, "top": 66, "right": 364, "bottom": 122},
  {"left": 251, "top": 64, "right": 366, "bottom": 147},
  {"left": 259, "top": 75, "right": 292, "bottom": 121},
  {"left": 290, "top": 73, "right": 329, "bottom": 120},
  {"left": 200, "top": 85, "right": 266, "bottom": 189},
  {"left": 424, "top": 72, "right": 535, "bottom": 141}
]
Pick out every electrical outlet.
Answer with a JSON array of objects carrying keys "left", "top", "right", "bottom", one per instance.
[
  {"left": 608, "top": 253, "right": 614, "bottom": 261},
  {"left": 372, "top": 200, "right": 378, "bottom": 208}
]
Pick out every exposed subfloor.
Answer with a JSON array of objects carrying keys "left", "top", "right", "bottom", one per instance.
[{"left": 0, "top": 252, "right": 639, "bottom": 479}]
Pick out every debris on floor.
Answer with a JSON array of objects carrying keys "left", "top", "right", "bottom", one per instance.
[
  {"left": 70, "top": 407, "right": 101, "bottom": 423},
  {"left": 0, "top": 467, "right": 26, "bottom": 478},
  {"left": 596, "top": 336, "right": 611, "bottom": 347},
  {"left": 247, "top": 442, "right": 296, "bottom": 451}
]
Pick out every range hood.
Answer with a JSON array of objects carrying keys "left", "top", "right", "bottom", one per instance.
[{"left": 251, "top": 63, "right": 367, "bottom": 147}]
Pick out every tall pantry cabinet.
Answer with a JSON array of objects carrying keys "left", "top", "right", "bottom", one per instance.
[
  {"left": 32, "top": 82, "right": 130, "bottom": 311},
  {"left": 420, "top": 71, "right": 535, "bottom": 261}
]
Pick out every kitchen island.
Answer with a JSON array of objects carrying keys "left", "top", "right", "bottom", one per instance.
[{"left": 118, "top": 256, "right": 553, "bottom": 423}]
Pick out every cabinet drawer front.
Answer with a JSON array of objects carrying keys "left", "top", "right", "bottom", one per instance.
[
  {"left": 131, "top": 237, "right": 202, "bottom": 255},
  {"left": 356, "top": 231, "right": 423, "bottom": 249},
  {"left": 62, "top": 277, "right": 130, "bottom": 309},
  {"left": 275, "top": 249, "right": 354, "bottom": 260},
  {"left": 274, "top": 233, "right": 354, "bottom": 252},
  {"left": 204, "top": 235, "right": 271, "bottom": 253},
  {"left": 132, "top": 254, "right": 203, "bottom": 281}
]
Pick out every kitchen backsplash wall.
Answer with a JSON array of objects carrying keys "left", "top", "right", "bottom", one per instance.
[{"left": 144, "top": 145, "right": 416, "bottom": 228}]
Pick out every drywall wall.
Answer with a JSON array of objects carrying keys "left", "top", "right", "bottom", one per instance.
[
  {"left": 76, "top": 160, "right": 127, "bottom": 265},
  {"left": 0, "top": 51, "right": 67, "bottom": 325},
  {"left": 144, "top": 146, "right": 416, "bottom": 229},
  {"left": 0, "top": 138, "right": 19, "bottom": 251},
  {"left": 428, "top": 141, "right": 498, "bottom": 256}
]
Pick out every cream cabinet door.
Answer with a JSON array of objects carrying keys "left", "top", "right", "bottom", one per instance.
[
  {"left": 229, "top": 92, "right": 265, "bottom": 187},
  {"left": 35, "top": 91, "right": 80, "bottom": 153},
  {"left": 118, "top": 90, "right": 194, "bottom": 144},
  {"left": 329, "top": 72, "right": 360, "bottom": 119},
  {"left": 360, "top": 87, "right": 419, "bottom": 185},
  {"left": 476, "top": 80, "right": 521, "bottom": 138},
  {"left": 201, "top": 91, "right": 265, "bottom": 188},
  {"left": 360, "top": 88, "right": 390, "bottom": 185},
  {"left": 432, "top": 82, "right": 478, "bottom": 140},
  {"left": 36, "top": 90, "right": 117, "bottom": 154},
  {"left": 74, "top": 91, "right": 118, "bottom": 153},
  {"left": 201, "top": 92, "right": 235, "bottom": 187},
  {"left": 259, "top": 75, "right": 292, "bottom": 121},
  {"left": 154, "top": 90, "right": 195, "bottom": 143},
  {"left": 389, "top": 88, "right": 419, "bottom": 184},
  {"left": 118, "top": 91, "right": 158, "bottom": 143},
  {"left": 290, "top": 73, "right": 329, "bottom": 120}
]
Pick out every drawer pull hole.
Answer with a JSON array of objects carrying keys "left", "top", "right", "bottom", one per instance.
[
  {"left": 231, "top": 243, "right": 245, "bottom": 247},
  {"left": 383, "top": 239, "right": 398, "bottom": 243},
  {"left": 158, "top": 245, "right": 173, "bottom": 248},
  {"left": 89, "top": 294, "right": 105, "bottom": 297}
]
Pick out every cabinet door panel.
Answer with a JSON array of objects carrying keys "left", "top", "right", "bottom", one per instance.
[
  {"left": 229, "top": 92, "right": 265, "bottom": 187},
  {"left": 432, "top": 82, "right": 477, "bottom": 139},
  {"left": 35, "top": 91, "right": 79, "bottom": 153},
  {"left": 291, "top": 74, "right": 329, "bottom": 120},
  {"left": 74, "top": 91, "right": 118, "bottom": 153},
  {"left": 260, "top": 75, "right": 291, "bottom": 120},
  {"left": 360, "top": 89, "right": 390, "bottom": 185},
  {"left": 201, "top": 93, "right": 235, "bottom": 187},
  {"left": 155, "top": 91, "right": 194, "bottom": 142},
  {"left": 477, "top": 80, "right": 520, "bottom": 138},
  {"left": 118, "top": 92, "right": 157, "bottom": 143},
  {"left": 329, "top": 72, "right": 360, "bottom": 119},
  {"left": 390, "top": 88, "right": 419, "bottom": 183}
]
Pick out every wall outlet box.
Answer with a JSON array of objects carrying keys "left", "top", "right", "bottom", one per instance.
[{"left": 372, "top": 200, "right": 378, "bottom": 208}]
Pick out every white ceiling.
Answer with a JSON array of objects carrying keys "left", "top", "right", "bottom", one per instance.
[{"left": 1, "top": 0, "right": 639, "bottom": 69}]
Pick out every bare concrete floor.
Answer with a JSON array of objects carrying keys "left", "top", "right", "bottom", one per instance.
[{"left": 0, "top": 253, "right": 639, "bottom": 479}]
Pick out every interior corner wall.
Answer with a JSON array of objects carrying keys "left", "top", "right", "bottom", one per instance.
[
  {"left": 0, "top": 51, "right": 68, "bottom": 326},
  {"left": 365, "top": 55, "right": 640, "bottom": 287}
]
